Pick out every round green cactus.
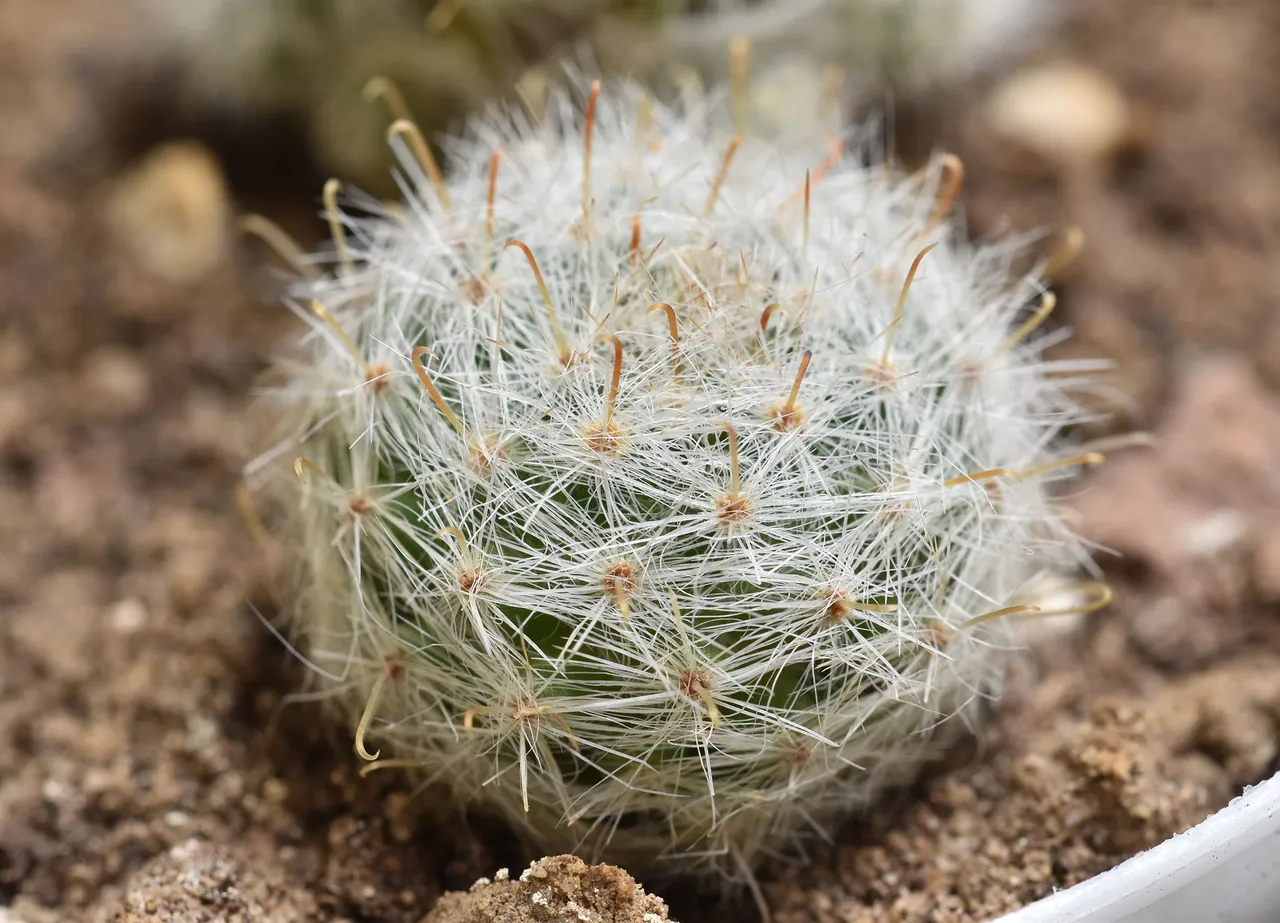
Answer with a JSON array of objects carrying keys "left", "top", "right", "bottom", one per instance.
[{"left": 251, "top": 75, "right": 1100, "bottom": 880}]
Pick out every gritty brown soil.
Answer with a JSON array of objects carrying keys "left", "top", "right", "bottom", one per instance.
[
  {"left": 2, "top": 1, "right": 1280, "bottom": 922},
  {"left": 422, "top": 855, "right": 673, "bottom": 923}
]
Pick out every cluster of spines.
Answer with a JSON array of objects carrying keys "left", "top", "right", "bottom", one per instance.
[{"left": 246, "top": 75, "right": 1107, "bottom": 881}]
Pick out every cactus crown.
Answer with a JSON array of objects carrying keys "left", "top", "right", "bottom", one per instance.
[{"left": 254, "top": 75, "right": 1099, "bottom": 880}]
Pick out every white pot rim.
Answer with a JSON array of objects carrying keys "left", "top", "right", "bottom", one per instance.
[{"left": 993, "top": 771, "right": 1280, "bottom": 923}]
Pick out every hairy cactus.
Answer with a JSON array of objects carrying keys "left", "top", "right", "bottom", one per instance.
[
  {"left": 614, "top": 0, "right": 1051, "bottom": 107},
  {"left": 149, "top": 0, "right": 622, "bottom": 192},
  {"left": 148, "top": 0, "right": 1048, "bottom": 194},
  {"left": 251, "top": 76, "right": 1102, "bottom": 880}
]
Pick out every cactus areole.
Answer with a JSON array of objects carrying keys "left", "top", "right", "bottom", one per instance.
[{"left": 255, "top": 77, "right": 1099, "bottom": 880}]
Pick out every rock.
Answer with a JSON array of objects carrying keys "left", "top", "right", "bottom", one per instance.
[
  {"left": 105, "top": 141, "right": 229, "bottom": 286},
  {"left": 107, "top": 839, "right": 317, "bottom": 923},
  {"left": 82, "top": 346, "right": 151, "bottom": 417},
  {"left": 986, "top": 62, "right": 1132, "bottom": 168},
  {"left": 1074, "top": 356, "right": 1280, "bottom": 608},
  {"left": 424, "top": 855, "right": 673, "bottom": 923}
]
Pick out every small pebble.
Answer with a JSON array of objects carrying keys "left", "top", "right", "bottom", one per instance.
[
  {"left": 108, "top": 598, "right": 147, "bottom": 633},
  {"left": 986, "top": 62, "right": 1131, "bottom": 165},
  {"left": 82, "top": 347, "right": 150, "bottom": 416},
  {"left": 105, "top": 140, "right": 229, "bottom": 285}
]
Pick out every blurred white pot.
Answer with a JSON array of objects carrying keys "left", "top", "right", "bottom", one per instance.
[{"left": 994, "top": 772, "right": 1280, "bottom": 923}]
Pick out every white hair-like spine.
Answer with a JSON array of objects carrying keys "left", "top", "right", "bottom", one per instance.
[{"left": 251, "top": 75, "right": 1101, "bottom": 882}]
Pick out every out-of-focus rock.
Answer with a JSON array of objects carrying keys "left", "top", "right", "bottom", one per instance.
[
  {"left": 1074, "top": 356, "right": 1280, "bottom": 608},
  {"left": 986, "top": 62, "right": 1132, "bottom": 168},
  {"left": 425, "top": 855, "right": 674, "bottom": 923},
  {"left": 107, "top": 839, "right": 317, "bottom": 922},
  {"left": 105, "top": 141, "right": 229, "bottom": 286}
]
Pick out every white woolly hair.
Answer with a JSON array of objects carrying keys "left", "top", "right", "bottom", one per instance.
[
  {"left": 658, "top": 0, "right": 1052, "bottom": 93},
  {"left": 250, "top": 74, "right": 1102, "bottom": 882}
]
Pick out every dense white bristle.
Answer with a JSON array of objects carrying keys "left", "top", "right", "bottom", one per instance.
[{"left": 252, "top": 75, "right": 1100, "bottom": 881}]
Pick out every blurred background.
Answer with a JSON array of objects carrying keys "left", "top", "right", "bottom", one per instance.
[{"left": 2, "top": 2, "right": 1278, "bottom": 922}]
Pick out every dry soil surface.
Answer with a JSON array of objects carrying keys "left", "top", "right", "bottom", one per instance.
[{"left": 2, "top": 1, "right": 1279, "bottom": 922}]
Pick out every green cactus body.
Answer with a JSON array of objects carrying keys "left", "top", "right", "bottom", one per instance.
[{"left": 255, "top": 77, "right": 1097, "bottom": 879}]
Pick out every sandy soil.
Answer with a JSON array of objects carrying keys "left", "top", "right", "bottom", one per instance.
[{"left": 2, "top": 1, "right": 1279, "bottom": 922}]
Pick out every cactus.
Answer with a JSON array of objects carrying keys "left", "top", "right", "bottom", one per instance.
[
  {"left": 251, "top": 75, "right": 1102, "bottom": 881},
  {"left": 149, "top": 0, "right": 622, "bottom": 193},
  {"left": 615, "top": 0, "right": 1051, "bottom": 107},
  {"left": 148, "top": 0, "right": 1048, "bottom": 195}
]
